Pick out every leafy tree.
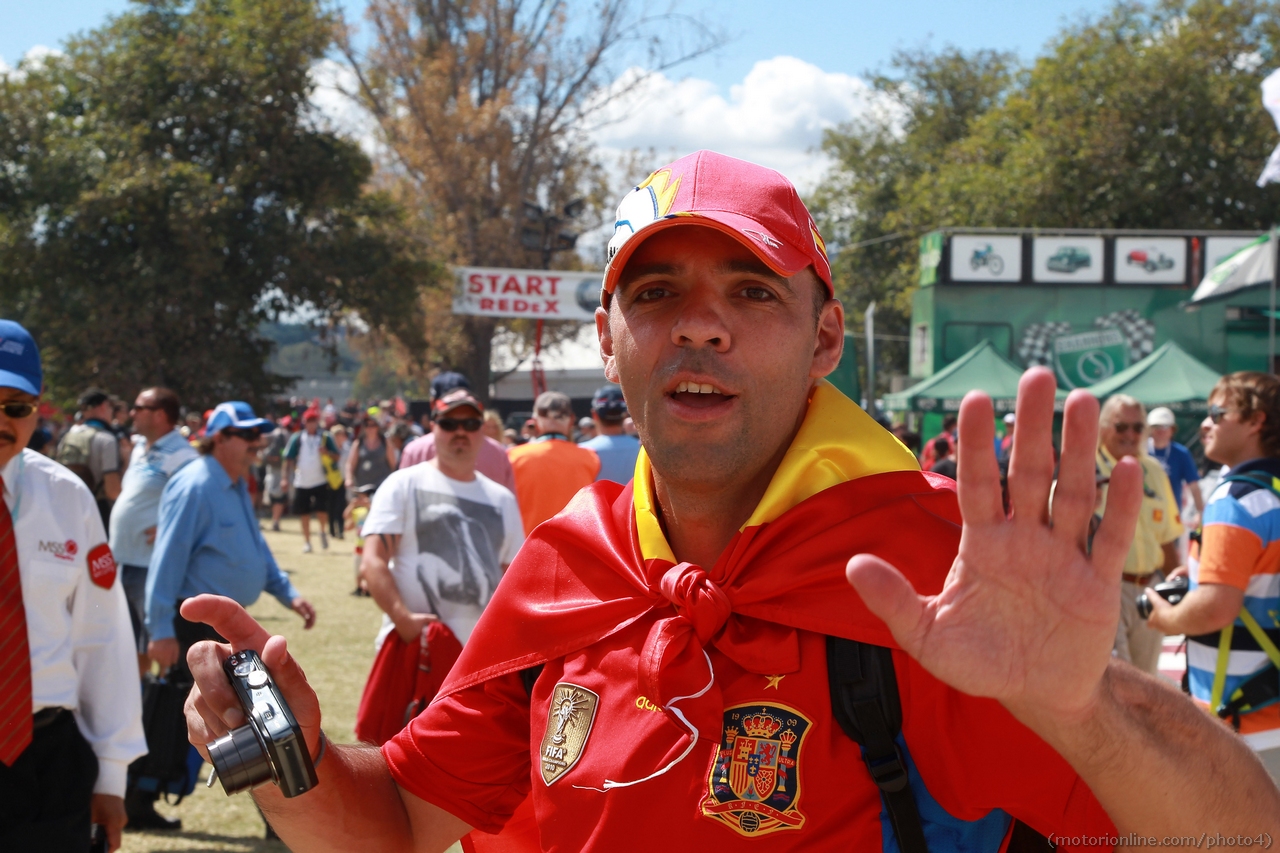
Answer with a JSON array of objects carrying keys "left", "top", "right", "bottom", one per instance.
[
  {"left": 0, "top": 0, "right": 437, "bottom": 409},
  {"left": 336, "top": 0, "right": 719, "bottom": 398},
  {"left": 812, "top": 47, "right": 1016, "bottom": 385},
  {"left": 814, "top": 0, "right": 1280, "bottom": 388}
]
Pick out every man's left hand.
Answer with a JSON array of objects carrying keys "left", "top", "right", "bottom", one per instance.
[
  {"left": 90, "top": 793, "right": 127, "bottom": 852},
  {"left": 847, "top": 367, "right": 1142, "bottom": 727},
  {"left": 292, "top": 597, "right": 316, "bottom": 629}
]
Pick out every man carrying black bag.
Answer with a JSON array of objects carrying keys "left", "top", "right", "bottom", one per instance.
[{"left": 0, "top": 320, "right": 145, "bottom": 853}]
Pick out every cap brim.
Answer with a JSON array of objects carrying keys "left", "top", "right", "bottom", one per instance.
[
  {"left": 604, "top": 213, "right": 823, "bottom": 296},
  {"left": 228, "top": 417, "right": 271, "bottom": 432},
  {"left": 0, "top": 370, "right": 40, "bottom": 397},
  {"left": 437, "top": 400, "right": 484, "bottom": 416}
]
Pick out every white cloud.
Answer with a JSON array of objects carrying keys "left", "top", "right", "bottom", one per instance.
[
  {"left": 588, "top": 56, "right": 888, "bottom": 192},
  {"left": 308, "top": 58, "right": 383, "bottom": 160},
  {"left": 1, "top": 45, "right": 62, "bottom": 81}
]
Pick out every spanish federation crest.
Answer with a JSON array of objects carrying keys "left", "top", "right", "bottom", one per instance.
[
  {"left": 703, "top": 703, "right": 811, "bottom": 836},
  {"left": 539, "top": 683, "right": 599, "bottom": 785}
]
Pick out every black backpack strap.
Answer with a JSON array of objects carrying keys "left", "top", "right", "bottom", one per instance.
[
  {"left": 828, "top": 637, "right": 1055, "bottom": 852},
  {"left": 826, "top": 636, "right": 930, "bottom": 853}
]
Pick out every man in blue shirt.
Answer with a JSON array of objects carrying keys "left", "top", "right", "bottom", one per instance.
[
  {"left": 146, "top": 401, "right": 315, "bottom": 676},
  {"left": 109, "top": 387, "right": 197, "bottom": 830},
  {"left": 579, "top": 385, "right": 641, "bottom": 483},
  {"left": 1147, "top": 406, "right": 1204, "bottom": 521},
  {"left": 110, "top": 387, "right": 197, "bottom": 667}
]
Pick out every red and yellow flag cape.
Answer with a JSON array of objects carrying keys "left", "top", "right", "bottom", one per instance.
[{"left": 436, "top": 381, "right": 962, "bottom": 710}]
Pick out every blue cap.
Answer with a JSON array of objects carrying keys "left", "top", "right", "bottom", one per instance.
[
  {"left": 592, "top": 384, "right": 627, "bottom": 418},
  {"left": 431, "top": 371, "right": 471, "bottom": 401},
  {"left": 205, "top": 401, "right": 271, "bottom": 435},
  {"left": 0, "top": 321, "right": 42, "bottom": 396}
]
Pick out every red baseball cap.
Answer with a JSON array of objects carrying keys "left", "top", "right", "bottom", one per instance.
[{"left": 603, "top": 150, "right": 832, "bottom": 296}]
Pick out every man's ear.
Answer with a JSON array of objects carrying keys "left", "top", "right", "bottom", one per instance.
[
  {"left": 809, "top": 296, "right": 845, "bottom": 380},
  {"left": 597, "top": 304, "right": 620, "bottom": 384}
]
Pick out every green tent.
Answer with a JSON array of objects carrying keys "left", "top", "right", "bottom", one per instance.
[
  {"left": 1082, "top": 341, "right": 1221, "bottom": 414},
  {"left": 884, "top": 340, "right": 1029, "bottom": 415}
]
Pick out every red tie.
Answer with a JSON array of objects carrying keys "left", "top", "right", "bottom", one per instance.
[{"left": 0, "top": 474, "right": 32, "bottom": 766}]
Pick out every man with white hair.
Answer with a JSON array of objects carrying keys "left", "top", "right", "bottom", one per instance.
[{"left": 1096, "top": 394, "right": 1182, "bottom": 673}]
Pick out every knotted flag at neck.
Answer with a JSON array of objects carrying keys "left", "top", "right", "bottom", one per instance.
[{"left": 433, "top": 381, "right": 962, "bottom": 733}]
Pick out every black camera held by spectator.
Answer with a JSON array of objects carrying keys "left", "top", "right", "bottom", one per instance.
[{"left": 1136, "top": 575, "right": 1190, "bottom": 620}]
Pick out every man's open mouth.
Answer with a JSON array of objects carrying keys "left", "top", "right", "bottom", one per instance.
[{"left": 670, "top": 380, "right": 734, "bottom": 408}]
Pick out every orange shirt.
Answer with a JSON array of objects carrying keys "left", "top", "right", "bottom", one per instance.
[{"left": 507, "top": 437, "right": 600, "bottom": 535}]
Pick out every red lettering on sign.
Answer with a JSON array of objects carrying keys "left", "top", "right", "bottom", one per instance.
[
  {"left": 468, "top": 273, "right": 484, "bottom": 293},
  {"left": 480, "top": 298, "right": 494, "bottom": 310},
  {"left": 498, "top": 299, "right": 509, "bottom": 311},
  {"left": 547, "top": 276, "right": 561, "bottom": 295},
  {"left": 502, "top": 276, "right": 522, "bottom": 294},
  {"left": 486, "top": 274, "right": 500, "bottom": 293},
  {"left": 526, "top": 276, "right": 543, "bottom": 295},
  {"left": 544, "top": 300, "right": 559, "bottom": 314},
  {"left": 513, "top": 299, "right": 528, "bottom": 312},
  {"left": 87, "top": 543, "right": 117, "bottom": 590}
]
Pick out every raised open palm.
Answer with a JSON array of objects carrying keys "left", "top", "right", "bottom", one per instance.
[{"left": 848, "top": 367, "right": 1142, "bottom": 720}]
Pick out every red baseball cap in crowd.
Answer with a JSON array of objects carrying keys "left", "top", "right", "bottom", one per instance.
[
  {"left": 603, "top": 150, "right": 833, "bottom": 297},
  {"left": 433, "top": 388, "right": 484, "bottom": 417}
]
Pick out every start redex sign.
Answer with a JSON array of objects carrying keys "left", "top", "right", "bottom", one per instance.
[{"left": 453, "top": 267, "right": 602, "bottom": 322}]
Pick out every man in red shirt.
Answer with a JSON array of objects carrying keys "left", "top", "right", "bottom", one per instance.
[
  {"left": 506, "top": 391, "right": 600, "bottom": 535},
  {"left": 180, "top": 151, "right": 1280, "bottom": 851}
]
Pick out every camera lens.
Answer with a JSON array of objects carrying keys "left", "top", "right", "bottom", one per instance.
[
  {"left": 208, "top": 724, "right": 275, "bottom": 795},
  {"left": 1135, "top": 593, "right": 1153, "bottom": 620}
]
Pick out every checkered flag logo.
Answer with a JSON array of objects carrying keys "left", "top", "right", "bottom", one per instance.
[
  {"left": 1094, "top": 309, "right": 1155, "bottom": 363},
  {"left": 1016, "top": 321, "right": 1072, "bottom": 368}
]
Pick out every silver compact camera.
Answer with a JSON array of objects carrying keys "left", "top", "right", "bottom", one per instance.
[{"left": 206, "top": 649, "right": 318, "bottom": 798}]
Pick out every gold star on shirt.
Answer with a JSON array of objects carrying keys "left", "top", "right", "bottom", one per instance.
[{"left": 764, "top": 674, "right": 785, "bottom": 690}]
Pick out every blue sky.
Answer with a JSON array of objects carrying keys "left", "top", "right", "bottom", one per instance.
[
  {"left": 4, "top": 0, "right": 1123, "bottom": 191},
  {"left": 6, "top": 0, "right": 1118, "bottom": 87}
]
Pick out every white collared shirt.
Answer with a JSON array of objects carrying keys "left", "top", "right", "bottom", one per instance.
[{"left": 8, "top": 448, "right": 146, "bottom": 796}]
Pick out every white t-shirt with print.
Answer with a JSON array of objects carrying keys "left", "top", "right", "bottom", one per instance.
[
  {"left": 363, "top": 463, "right": 524, "bottom": 647},
  {"left": 293, "top": 432, "right": 326, "bottom": 489}
]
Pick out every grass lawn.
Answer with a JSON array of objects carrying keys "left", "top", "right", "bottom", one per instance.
[{"left": 121, "top": 516, "right": 463, "bottom": 853}]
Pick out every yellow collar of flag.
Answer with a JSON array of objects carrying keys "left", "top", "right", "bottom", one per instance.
[{"left": 632, "top": 380, "right": 922, "bottom": 563}]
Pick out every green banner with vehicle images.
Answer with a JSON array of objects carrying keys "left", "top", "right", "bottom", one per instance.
[{"left": 1052, "top": 329, "right": 1129, "bottom": 390}]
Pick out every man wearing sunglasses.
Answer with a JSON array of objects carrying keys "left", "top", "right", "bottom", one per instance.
[
  {"left": 1148, "top": 373, "right": 1280, "bottom": 739},
  {"left": 108, "top": 387, "right": 197, "bottom": 830},
  {"left": 1096, "top": 394, "right": 1183, "bottom": 675},
  {"left": 360, "top": 389, "right": 523, "bottom": 653},
  {"left": 146, "top": 401, "right": 315, "bottom": 677},
  {"left": 0, "top": 320, "right": 144, "bottom": 853}
]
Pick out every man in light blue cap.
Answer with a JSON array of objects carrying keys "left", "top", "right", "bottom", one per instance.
[{"left": 146, "top": 400, "right": 315, "bottom": 676}]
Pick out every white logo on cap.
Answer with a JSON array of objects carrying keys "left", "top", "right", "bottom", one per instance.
[
  {"left": 741, "top": 229, "right": 782, "bottom": 249},
  {"left": 608, "top": 184, "right": 661, "bottom": 263},
  {"left": 0, "top": 340, "right": 24, "bottom": 356}
]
